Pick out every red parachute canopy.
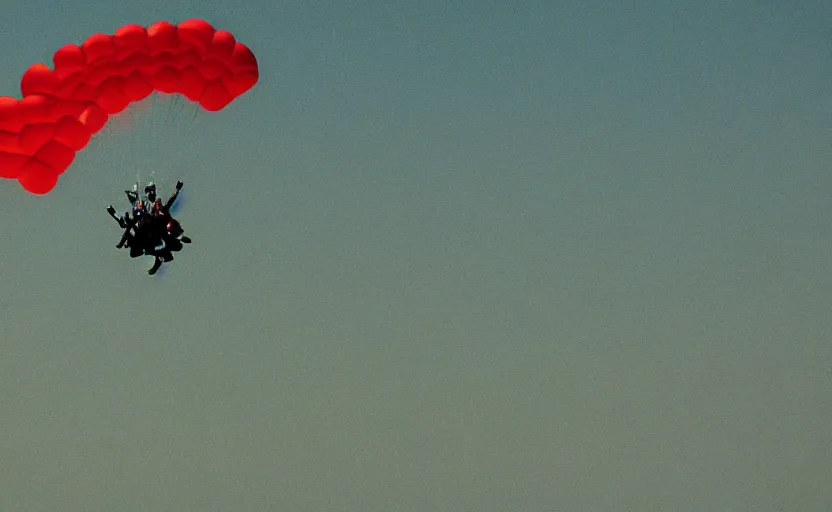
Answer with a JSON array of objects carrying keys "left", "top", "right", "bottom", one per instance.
[{"left": 0, "top": 19, "right": 258, "bottom": 194}]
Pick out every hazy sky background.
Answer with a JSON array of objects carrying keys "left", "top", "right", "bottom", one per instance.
[{"left": 1, "top": 0, "right": 830, "bottom": 510}]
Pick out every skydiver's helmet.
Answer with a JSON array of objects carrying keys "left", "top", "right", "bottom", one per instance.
[
  {"left": 166, "top": 219, "right": 183, "bottom": 236},
  {"left": 144, "top": 181, "right": 157, "bottom": 202}
]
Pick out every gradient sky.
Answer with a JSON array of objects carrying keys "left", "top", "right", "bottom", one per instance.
[{"left": 1, "top": 0, "right": 830, "bottom": 510}]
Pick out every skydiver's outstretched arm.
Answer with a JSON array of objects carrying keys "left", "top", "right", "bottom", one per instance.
[
  {"left": 163, "top": 181, "right": 183, "bottom": 214},
  {"left": 125, "top": 189, "right": 139, "bottom": 205}
]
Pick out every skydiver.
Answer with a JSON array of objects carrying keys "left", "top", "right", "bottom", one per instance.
[
  {"left": 143, "top": 191, "right": 193, "bottom": 275},
  {"left": 116, "top": 199, "right": 150, "bottom": 249},
  {"left": 132, "top": 183, "right": 191, "bottom": 268},
  {"left": 107, "top": 184, "right": 144, "bottom": 229},
  {"left": 123, "top": 183, "right": 167, "bottom": 238},
  {"left": 115, "top": 181, "right": 177, "bottom": 251},
  {"left": 144, "top": 218, "right": 190, "bottom": 275},
  {"left": 106, "top": 183, "right": 142, "bottom": 228},
  {"left": 126, "top": 182, "right": 140, "bottom": 205},
  {"left": 110, "top": 180, "right": 190, "bottom": 274},
  {"left": 150, "top": 180, "right": 191, "bottom": 244},
  {"left": 161, "top": 217, "right": 192, "bottom": 248},
  {"left": 144, "top": 181, "right": 157, "bottom": 203}
]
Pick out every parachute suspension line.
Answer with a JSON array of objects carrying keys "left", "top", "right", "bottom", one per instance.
[
  {"left": 171, "top": 94, "right": 184, "bottom": 123},
  {"left": 163, "top": 94, "right": 183, "bottom": 186},
  {"left": 98, "top": 90, "right": 207, "bottom": 199},
  {"left": 98, "top": 103, "right": 133, "bottom": 197},
  {"left": 127, "top": 97, "right": 141, "bottom": 191},
  {"left": 146, "top": 92, "right": 160, "bottom": 187},
  {"left": 132, "top": 94, "right": 149, "bottom": 187},
  {"left": 142, "top": 92, "right": 164, "bottom": 188},
  {"left": 127, "top": 97, "right": 141, "bottom": 188},
  {"left": 152, "top": 93, "right": 181, "bottom": 187},
  {"left": 164, "top": 93, "right": 180, "bottom": 184}
]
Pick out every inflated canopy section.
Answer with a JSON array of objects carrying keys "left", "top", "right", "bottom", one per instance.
[{"left": 0, "top": 19, "right": 259, "bottom": 194}]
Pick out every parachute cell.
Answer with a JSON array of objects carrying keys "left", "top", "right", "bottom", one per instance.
[{"left": 0, "top": 19, "right": 258, "bottom": 194}]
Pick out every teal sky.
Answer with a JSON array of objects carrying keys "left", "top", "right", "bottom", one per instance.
[{"left": 1, "top": 0, "right": 830, "bottom": 510}]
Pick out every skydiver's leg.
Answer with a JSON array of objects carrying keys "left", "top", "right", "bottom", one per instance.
[
  {"left": 116, "top": 224, "right": 136, "bottom": 248},
  {"left": 121, "top": 212, "right": 133, "bottom": 244},
  {"left": 168, "top": 226, "right": 191, "bottom": 245},
  {"left": 148, "top": 256, "right": 163, "bottom": 275},
  {"left": 116, "top": 225, "right": 133, "bottom": 248},
  {"left": 165, "top": 238, "right": 183, "bottom": 253}
]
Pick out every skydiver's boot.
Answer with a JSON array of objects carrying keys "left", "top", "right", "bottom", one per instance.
[
  {"left": 180, "top": 236, "right": 191, "bottom": 244},
  {"left": 148, "top": 257, "right": 163, "bottom": 275},
  {"left": 107, "top": 205, "right": 126, "bottom": 228}
]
